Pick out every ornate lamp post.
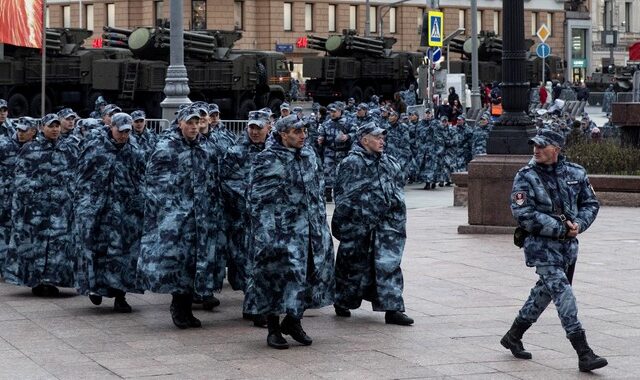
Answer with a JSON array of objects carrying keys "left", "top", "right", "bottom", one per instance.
[{"left": 161, "top": 0, "right": 191, "bottom": 119}]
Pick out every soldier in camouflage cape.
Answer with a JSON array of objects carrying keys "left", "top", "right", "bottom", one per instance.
[
  {"left": 318, "top": 104, "right": 355, "bottom": 201},
  {"left": 452, "top": 116, "right": 474, "bottom": 173},
  {"left": 471, "top": 115, "right": 492, "bottom": 157},
  {"left": 244, "top": 115, "right": 335, "bottom": 349},
  {"left": 130, "top": 110, "right": 158, "bottom": 160},
  {"left": 331, "top": 122, "right": 414, "bottom": 326},
  {"left": 4, "top": 114, "right": 78, "bottom": 296},
  {"left": 74, "top": 113, "right": 146, "bottom": 312},
  {"left": 0, "top": 99, "right": 15, "bottom": 138},
  {"left": 501, "top": 128, "right": 607, "bottom": 372},
  {"left": 0, "top": 118, "right": 38, "bottom": 271},
  {"left": 137, "top": 106, "right": 225, "bottom": 329},
  {"left": 209, "top": 103, "right": 237, "bottom": 150},
  {"left": 384, "top": 110, "right": 413, "bottom": 183},
  {"left": 415, "top": 111, "right": 438, "bottom": 189}
]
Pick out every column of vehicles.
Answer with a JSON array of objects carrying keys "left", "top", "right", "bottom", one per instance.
[
  {"left": 301, "top": 30, "right": 565, "bottom": 105},
  {"left": 0, "top": 26, "right": 292, "bottom": 119}
]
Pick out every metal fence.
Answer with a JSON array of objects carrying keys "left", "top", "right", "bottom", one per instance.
[{"left": 146, "top": 119, "right": 171, "bottom": 134}]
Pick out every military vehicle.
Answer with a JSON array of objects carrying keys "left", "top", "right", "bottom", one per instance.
[
  {"left": 0, "top": 27, "right": 291, "bottom": 118},
  {"left": 447, "top": 31, "right": 564, "bottom": 87},
  {"left": 302, "top": 29, "right": 424, "bottom": 104},
  {"left": 585, "top": 64, "right": 639, "bottom": 92}
]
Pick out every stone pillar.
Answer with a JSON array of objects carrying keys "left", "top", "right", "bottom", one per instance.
[
  {"left": 161, "top": 0, "right": 191, "bottom": 119},
  {"left": 486, "top": 0, "right": 535, "bottom": 154}
]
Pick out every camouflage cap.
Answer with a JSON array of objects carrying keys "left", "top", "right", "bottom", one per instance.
[
  {"left": 247, "top": 111, "right": 266, "bottom": 127},
  {"left": 208, "top": 103, "right": 220, "bottom": 114},
  {"left": 131, "top": 110, "right": 146, "bottom": 121},
  {"left": 528, "top": 128, "right": 564, "bottom": 148},
  {"left": 280, "top": 102, "right": 290, "bottom": 110},
  {"left": 57, "top": 108, "right": 78, "bottom": 119},
  {"left": 292, "top": 106, "right": 303, "bottom": 113},
  {"left": 192, "top": 101, "right": 209, "bottom": 116},
  {"left": 94, "top": 96, "right": 107, "bottom": 106},
  {"left": 406, "top": 106, "right": 420, "bottom": 116},
  {"left": 357, "top": 103, "right": 369, "bottom": 111},
  {"left": 77, "top": 118, "right": 102, "bottom": 130},
  {"left": 274, "top": 114, "right": 302, "bottom": 132},
  {"left": 102, "top": 104, "right": 122, "bottom": 117},
  {"left": 357, "top": 122, "right": 386, "bottom": 139},
  {"left": 15, "top": 117, "right": 39, "bottom": 131},
  {"left": 327, "top": 103, "right": 338, "bottom": 112},
  {"left": 111, "top": 112, "right": 133, "bottom": 131},
  {"left": 457, "top": 115, "right": 465, "bottom": 121},
  {"left": 42, "top": 113, "right": 61, "bottom": 126},
  {"left": 178, "top": 106, "right": 201, "bottom": 122},
  {"left": 0, "top": 99, "right": 7, "bottom": 110},
  {"left": 259, "top": 107, "right": 273, "bottom": 116}
]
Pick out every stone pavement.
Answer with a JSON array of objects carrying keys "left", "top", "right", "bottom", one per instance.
[{"left": 0, "top": 185, "right": 639, "bottom": 379}]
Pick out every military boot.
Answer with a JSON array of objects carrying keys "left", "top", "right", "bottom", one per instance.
[
  {"left": 267, "top": 315, "right": 289, "bottom": 349},
  {"left": 253, "top": 314, "right": 267, "bottom": 328},
  {"left": 202, "top": 296, "right": 220, "bottom": 311},
  {"left": 280, "top": 315, "right": 313, "bottom": 346},
  {"left": 385, "top": 311, "right": 414, "bottom": 326},
  {"left": 170, "top": 294, "right": 189, "bottom": 329},
  {"left": 185, "top": 298, "right": 202, "bottom": 328},
  {"left": 113, "top": 295, "right": 132, "bottom": 313},
  {"left": 88, "top": 293, "right": 103, "bottom": 305},
  {"left": 334, "top": 305, "right": 351, "bottom": 317},
  {"left": 324, "top": 187, "right": 333, "bottom": 202},
  {"left": 568, "top": 330, "right": 608, "bottom": 372},
  {"left": 500, "top": 318, "right": 533, "bottom": 359}
]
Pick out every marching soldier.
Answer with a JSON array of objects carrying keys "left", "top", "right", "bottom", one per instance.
[
  {"left": 384, "top": 110, "right": 413, "bottom": 182},
  {"left": 318, "top": 104, "right": 354, "bottom": 202},
  {"left": 0, "top": 99, "right": 15, "bottom": 138},
  {"left": 131, "top": 110, "right": 158, "bottom": 160}
]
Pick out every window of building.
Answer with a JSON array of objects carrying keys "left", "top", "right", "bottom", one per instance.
[
  {"left": 531, "top": 12, "right": 537, "bottom": 36},
  {"left": 192, "top": 0, "right": 206, "bottom": 30},
  {"left": 369, "top": 6, "right": 377, "bottom": 33},
  {"left": 389, "top": 7, "right": 397, "bottom": 34},
  {"left": 625, "top": 2, "right": 632, "bottom": 32},
  {"left": 458, "top": 9, "right": 465, "bottom": 31},
  {"left": 45, "top": 6, "right": 50, "bottom": 28},
  {"left": 305, "top": 3, "right": 313, "bottom": 31},
  {"left": 546, "top": 13, "right": 552, "bottom": 35},
  {"left": 85, "top": 4, "right": 94, "bottom": 31},
  {"left": 63, "top": 5, "right": 71, "bottom": 28},
  {"left": 493, "top": 11, "right": 500, "bottom": 35},
  {"left": 604, "top": 1, "right": 611, "bottom": 30},
  {"left": 349, "top": 5, "right": 357, "bottom": 30},
  {"left": 418, "top": 7, "right": 425, "bottom": 34},
  {"left": 284, "top": 2, "right": 293, "bottom": 31},
  {"left": 106, "top": 3, "right": 116, "bottom": 27},
  {"left": 154, "top": 1, "right": 163, "bottom": 27},
  {"left": 477, "top": 10, "right": 482, "bottom": 32},
  {"left": 328, "top": 4, "right": 336, "bottom": 32},
  {"left": 234, "top": 1, "right": 244, "bottom": 30}
]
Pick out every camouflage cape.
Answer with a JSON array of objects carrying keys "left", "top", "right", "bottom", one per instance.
[
  {"left": 211, "top": 122, "right": 238, "bottom": 151},
  {"left": 452, "top": 123, "right": 474, "bottom": 172},
  {"left": 137, "top": 133, "right": 225, "bottom": 297},
  {"left": 318, "top": 116, "right": 354, "bottom": 188},
  {"left": 435, "top": 122, "right": 457, "bottom": 183},
  {"left": 415, "top": 120, "right": 437, "bottom": 183},
  {"left": 601, "top": 88, "right": 615, "bottom": 113},
  {"left": 132, "top": 128, "right": 158, "bottom": 160},
  {"left": 243, "top": 138, "right": 335, "bottom": 318},
  {"left": 0, "top": 134, "right": 23, "bottom": 270},
  {"left": 331, "top": 143, "right": 406, "bottom": 312},
  {"left": 219, "top": 133, "right": 265, "bottom": 291},
  {"left": 384, "top": 120, "right": 413, "bottom": 181},
  {"left": 471, "top": 122, "right": 492, "bottom": 157},
  {"left": 0, "top": 121, "right": 15, "bottom": 139},
  {"left": 510, "top": 156, "right": 599, "bottom": 267},
  {"left": 73, "top": 132, "right": 146, "bottom": 296},
  {"left": 3, "top": 136, "right": 78, "bottom": 287}
]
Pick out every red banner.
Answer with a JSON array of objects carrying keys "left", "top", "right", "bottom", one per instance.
[{"left": 0, "top": 0, "right": 44, "bottom": 48}]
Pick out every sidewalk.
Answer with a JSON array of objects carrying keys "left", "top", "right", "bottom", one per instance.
[{"left": 0, "top": 186, "right": 638, "bottom": 379}]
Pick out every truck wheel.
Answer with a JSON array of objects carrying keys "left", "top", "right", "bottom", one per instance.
[
  {"left": 238, "top": 99, "right": 257, "bottom": 120},
  {"left": 349, "top": 86, "right": 363, "bottom": 103},
  {"left": 30, "top": 94, "right": 52, "bottom": 117},
  {"left": 268, "top": 98, "right": 283, "bottom": 117},
  {"left": 363, "top": 87, "right": 376, "bottom": 102},
  {"left": 8, "top": 93, "right": 29, "bottom": 117}
]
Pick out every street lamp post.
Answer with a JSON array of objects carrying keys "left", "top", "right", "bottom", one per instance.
[
  {"left": 161, "top": 0, "right": 191, "bottom": 119},
  {"left": 470, "top": 0, "right": 481, "bottom": 112}
]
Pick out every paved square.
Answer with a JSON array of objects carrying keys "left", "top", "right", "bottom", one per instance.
[{"left": 0, "top": 185, "right": 638, "bottom": 379}]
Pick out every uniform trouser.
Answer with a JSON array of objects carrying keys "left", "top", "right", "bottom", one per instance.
[{"left": 517, "top": 265, "right": 583, "bottom": 336}]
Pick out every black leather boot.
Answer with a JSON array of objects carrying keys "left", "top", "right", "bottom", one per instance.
[
  {"left": 185, "top": 297, "right": 202, "bottom": 328},
  {"left": 334, "top": 305, "right": 351, "bottom": 317},
  {"left": 568, "top": 330, "right": 608, "bottom": 372},
  {"left": 280, "top": 315, "right": 312, "bottom": 346},
  {"left": 385, "top": 311, "right": 414, "bottom": 326},
  {"left": 113, "top": 294, "right": 132, "bottom": 313},
  {"left": 202, "top": 296, "right": 220, "bottom": 311},
  {"left": 267, "top": 315, "right": 289, "bottom": 349},
  {"left": 170, "top": 294, "right": 189, "bottom": 329},
  {"left": 500, "top": 318, "right": 533, "bottom": 359}
]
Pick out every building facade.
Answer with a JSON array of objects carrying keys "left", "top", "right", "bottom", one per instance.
[
  {"left": 590, "top": 0, "right": 640, "bottom": 69},
  {"left": 44, "top": 0, "right": 568, "bottom": 81}
]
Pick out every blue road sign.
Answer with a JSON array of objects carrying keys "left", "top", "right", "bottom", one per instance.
[
  {"left": 536, "top": 43, "right": 551, "bottom": 59},
  {"left": 427, "top": 11, "right": 443, "bottom": 47},
  {"left": 428, "top": 47, "right": 442, "bottom": 62}
]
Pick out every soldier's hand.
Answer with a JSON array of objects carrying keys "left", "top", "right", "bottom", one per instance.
[
  {"left": 318, "top": 137, "right": 324, "bottom": 145},
  {"left": 337, "top": 133, "right": 348, "bottom": 142},
  {"left": 565, "top": 221, "right": 579, "bottom": 238}
]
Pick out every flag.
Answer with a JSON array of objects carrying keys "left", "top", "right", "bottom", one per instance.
[{"left": 0, "top": 0, "right": 44, "bottom": 49}]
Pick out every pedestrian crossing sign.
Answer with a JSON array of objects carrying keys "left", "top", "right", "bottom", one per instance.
[{"left": 428, "top": 11, "right": 444, "bottom": 47}]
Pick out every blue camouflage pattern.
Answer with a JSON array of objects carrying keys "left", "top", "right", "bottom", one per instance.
[
  {"left": 332, "top": 142, "right": 406, "bottom": 312},
  {"left": 0, "top": 134, "right": 24, "bottom": 270},
  {"left": 383, "top": 120, "right": 413, "bottom": 181},
  {"left": 3, "top": 136, "right": 78, "bottom": 287},
  {"left": 415, "top": 119, "right": 437, "bottom": 183},
  {"left": 243, "top": 138, "right": 335, "bottom": 318},
  {"left": 318, "top": 116, "right": 354, "bottom": 188},
  {"left": 73, "top": 132, "right": 146, "bottom": 296}
]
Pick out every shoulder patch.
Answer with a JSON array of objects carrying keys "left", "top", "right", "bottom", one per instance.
[{"left": 513, "top": 191, "right": 527, "bottom": 206}]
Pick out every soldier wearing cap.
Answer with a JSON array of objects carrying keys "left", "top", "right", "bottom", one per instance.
[
  {"left": 74, "top": 113, "right": 146, "bottom": 313},
  {"left": 279, "top": 102, "right": 291, "bottom": 118},
  {"left": 130, "top": 110, "right": 157, "bottom": 160},
  {"left": 57, "top": 108, "right": 78, "bottom": 137},
  {"left": 502, "top": 128, "right": 607, "bottom": 373},
  {"left": 138, "top": 105, "right": 224, "bottom": 329},
  {"left": 101, "top": 104, "right": 122, "bottom": 127},
  {"left": 471, "top": 114, "right": 492, "bottom": 157},
  {"left": 353, "top": 103, "right": 373, "bottom": 129},
  {"left": 208, "top": 103, "right": 236, "bottom": 151},
  {"left": 318, "top": 103, "right": 354, "bottom": 202},
  {"left": 432, "top": 115, "right": 456, "bottom": 187},
  {"left": 90, "top": 96, "right": 109, "bottom": 119},
  {"left": 331, "top": 122, "right": 413, "bottom": 326},
  {"left": 384, "top": 109, "right": 413, "bottom": 182},
  {"left": 415, "top": 110, "right": 438, "bottom": 189},
  {"left": 0, "top": 117, "right": 38, "bottom": 271},
  {"left": 452, "top": 115, "right": 473, "bottom": 173},
  {"left": 3, "top": 114, "right": 78, "bottom": 297},
  {"left": 0, "top": 99, "right": 15, "bottom": 138},
  {"left": 244, "top": 114, "right": 335, "bottom": 349},
  {"left": 219, "top": 110, "right": 270, "bottom": 326}
]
